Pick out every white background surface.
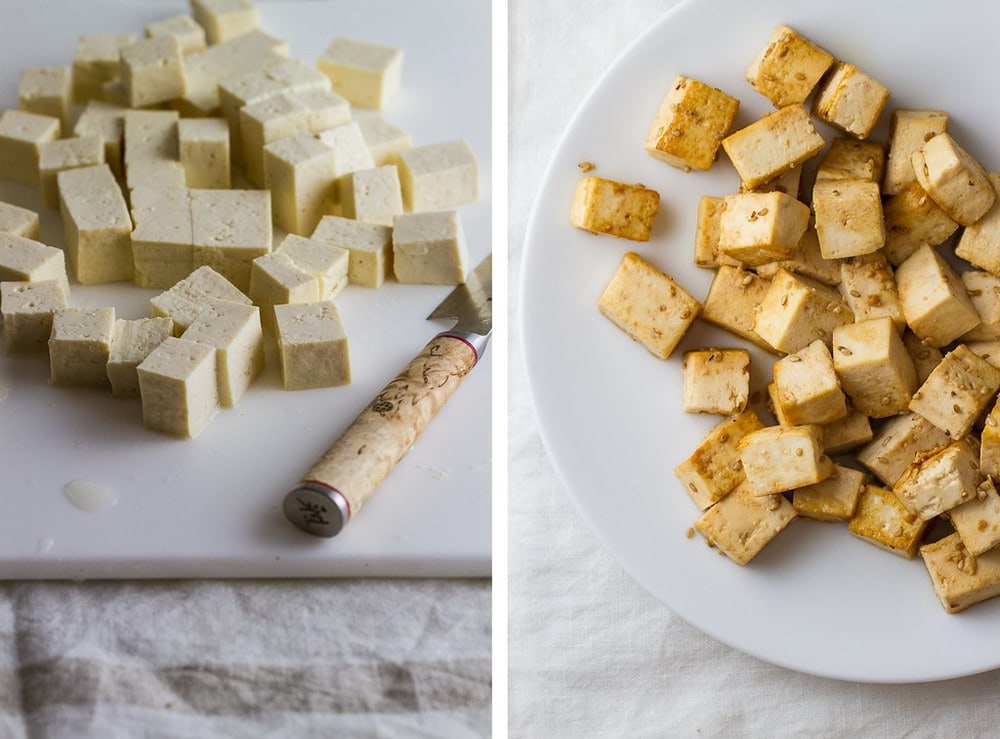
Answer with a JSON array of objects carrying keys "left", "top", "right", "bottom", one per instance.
[{"left": 509, "top": 0, "right": 1000, "bottom": 733}]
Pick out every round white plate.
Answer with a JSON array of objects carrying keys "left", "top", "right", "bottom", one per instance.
[{"left": 522, "top": 0, "right": 1000, "bottom": 682}]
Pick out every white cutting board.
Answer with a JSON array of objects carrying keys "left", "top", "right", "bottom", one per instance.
[{"left": 0, "top": 0, "right": 492, "bottom": 579}]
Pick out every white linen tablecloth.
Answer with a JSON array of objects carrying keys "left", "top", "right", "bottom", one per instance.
[{"left": 508, "top": 1, "right": 1000, "bottom": 735}]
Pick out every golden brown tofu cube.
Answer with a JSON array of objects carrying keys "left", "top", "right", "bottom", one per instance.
[
  {"left": 882, "top": 180, "right": 960, "bottom": 266},
  {"left": 896, "top": 245, "right": 980, "bottom": 348},
  {"left": 570, "top": 176, "right": 659, "bottom": 241},
  {"left": 721, "top": 105, "right": 825, "bottom": 190},
  {"left": 815, "top": 138, "right": 884, "bottom": 183},
  {"left": 718, "top": 191, "right": 810, "bottom": 267},
  {"left": 745, "top": 25, "right": 834, "bottom": 108},
  {"left": 694, "top": 481, "right": 797, "bottom": 565},
  {"left": 913, "top": 133, "right": 995, "bottom": 227},
  {"left": 674, "top": 409, "right": 764, "bottom": 510},
  {"left": 812, "top": 62, "right": 889, "bottom": 139},
  {"left": 820, "top": 406, "right": 872, "bottom": 455},
  {"left": 884, "top": 110, "right": 949, "bottom": 196},
  {"left": 894, "top": 439, "right": 980, "bottom": 521},
  {"left": 756, "top": 225, "right": 841, "bottom": 287},
  {"left": 856, "top": 412, "right": 950, "bottom": 487},
  {"left": 948, "top": 477, "right": 1000, "bottom": 557},
  {"left": 955, "top": 172, "right": 1000, "bottom": 274},
  {"left": 838, "top": 254, "right": 905, "bottom": 330},
  {"left": 645, "top": 75, "right": 739, "bottom": 172},
  {"left": 753, "top": 268, "right": 854, "bottom": 355},
  {"left": 812, "top": 179, "right": 885, "bottom": 259},
  {"left": 693, "top": 195, "right": 740, "bottom": 269},
  {"left": 772, "top": 339, "right": 847, "bottom": 425},
  {"left": 920, "top": 533, "right": 1000, "bottom": 613},
  {"left": 793, "top": 464, "right": 865, "bottom": 522},
  {"left": 902, "top": 330, "right": 943, "bottom": 384},
  {"left": 832, "top": 317, "right": 917, "bottom": 418},
  {"left": 961, "top": 271, "right": 1000, "bottom": 342},
  {"left": 738, "top": 424, "right": 833, "bottom": 495},
  {"left": 701, "top": 265, "right": 774, "bottom": 352},
  {"left": 849, "top": 484, "right": 927, "bottom": 559},
  {"left": 910, "top": 344, "right": 1000, "bottom": 439},
  {"left": 982, "top": 398, "right": 1000, "bottom": 479},
  {"left": 681, "top": 348, "right": 750, "bottom": 415}
]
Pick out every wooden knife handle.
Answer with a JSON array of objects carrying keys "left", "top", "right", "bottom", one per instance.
[{"left": 283, "top": 333, "right": 482, "bottom": 537}]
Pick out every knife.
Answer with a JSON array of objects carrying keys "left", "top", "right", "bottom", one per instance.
[{"left": 282, "top": 254, "right": 492, "bottom": 537}]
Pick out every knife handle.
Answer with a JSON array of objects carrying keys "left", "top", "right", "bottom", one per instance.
[{"left": 282, "top": 332, "right": 487, "bottom": 537}]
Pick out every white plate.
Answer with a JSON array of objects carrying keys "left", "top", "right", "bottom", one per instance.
[
  {"left": 0, "top": 0, "right": 491, "bottom": 579},
  {"left": 522, "top": 0, "right": 1000, "bottom": 682}
]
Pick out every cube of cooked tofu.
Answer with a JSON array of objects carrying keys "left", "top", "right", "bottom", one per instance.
[
  {"left": 570, "top": 176, "right": 659, "bottom": 241},
  {"left": 745, "top": 25, "right": 833, "bottom": 108},
  {"left": 982, "top": 398, "right": 1000, "bottom": 478},
  {"left": 317, "top": 37, "right": 403, "bottom": 110},
  {"left": 275, "top": 234, "right": 349, "bottom": 300},
  {"left": 106, "top": 317, "right": 173, "bottom": 398},
  {"left": 180, "top": 299, "right": 264, "bottom": 408},
  {"left": 150, "top": 265, "right": 252, "bottom": 335},
  {"left": 831, "top": 317, "right": 917, "bottom": 419},
  {"left": 49, "top": 306, "right": 116, "bottom": 388},
  {"left": 882, "top": 180, "right": 959, "bottom": 266},
  {"left": 120, "top": 36, "right": 187, "bottom": 108},
  {"left": 766, "top": 381, "right": 792, "bottom": 426},
  {"left": 190, "top": 188, "right": 272, "bottom": 292},
  {"left": 179, "top": 118, "right": 230, "bottom": 190},
  {"left": 693, "top": 195, "right": 740, "bottom": 269},
  {"left": 756, "top": 225, "right": 841, "bottom": 286},
  {"left": 894, "top": 438, "right": 979, "bottom": 520},
  {"left": 1, "top": 280, "right": 67, "bottom": 352},
  {"left": 909, "top": 344, "right": 1000, "bottom": 439},
  {"left": 674, "top": 409, "right": 764, "bottom": 510},
  {"left": 694, "top": 481, "right": 796, "bottom": 565},
  {"left": 838, "top": 254, "right": 905, "bottom": 329},
  {"left": 681, "top": 348, "right": 750, "bottom": 415},
  {"left": 145, "top": 13, "right": 207, "bottom": 55},
  {"left": 793, "top": 464, "right": 866, "bottom": 522},
  {"left": 955, "top": 172, "right": 1000, "bottom": 274},
  {"left": 772, "top": 339, "right": 847, "bottom": 425},
  {"left": 597, "top": 252, "right": 700, "bottom": 360},
  {"left": 753, "top": 268, "right": 854, "bottom": 354},
  {"left": 913, "top": 133, "right": 995, "bottom": 226},
  {"left": 948, "top": 477, "right": 1000, "bottom": 557},
  {"left": 960, "top": 271, "right": 1000, "bottom": 342},
  {"left": 738, "top": 165, "right": 802, "bottom": 197},
  {"left": 816, "top": 138, "right": 885, "bottom": 183},
  {"left": 812, "top": 179, "right": 885, "bottom": 259},
  {"left": 191, "top": 0, "right": 259, "bottom": 45},
  {"left": 812, "top": 62, "right": 889, "bottom": 139},
  {"left": 0, "top": 110, "right": 60, "bottom": 186},
  {"left": 920, "top": 533, "right": 1000, "bottom": 613},
  {"left": 701, "top": 265, "right": 774, "bottom": 351},
  {"left": 896, "top": 245, "right": 980, "bottom": 347},
  {"left": 821, "top": 407, "right": 872, "bottom": 455},
  {"left": 58, "top": 164, "right": 133, "bottom": 285},
  {"left": 884, "top": 110, "right": 949, "bottom": 196},
  {"left": 137, "top": 337, "right": 220, "bottom": 438},
  {"left": 717, "top": 191, "right": 810, "bottom": 266},
  {"left": 644, "top": 75, "right": 739, "bottom": 171},
  {"left": 274, "top": 301, "right": 351, "bottom": 389},
  {"left": 19, "top": 66, "right": 72, "bottom": 131},
  {"left": 0, "top": 201, "right": 40, "bottom": 240},
  {"left": 738, "top": 424, "right": 833, "bottom": 495},
  {"left": 857, "top": 412, "right": 951, "bottom": 487},
  {"left": 849, "top": 484, "right": 927, "bottom": 558},
  {"left": 902, "top": 330, "right": 943, "bottom": 384},
  {"left": 311, "top": 215, "right": 393, "bottom": 288},
  {"left": 721, "top": 104, "right": 825, "bottom": 190},
  {"left": 969, "top": 341, "right": 1000, "bottom": 370}
]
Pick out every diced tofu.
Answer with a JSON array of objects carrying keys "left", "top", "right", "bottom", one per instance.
[
  {"left": 831, "top": 317, "right": 917, "bottom": 418},
  {"left": 739, "top": 424, "right": 833, "bottom": 495},
  {"left": 644, "top": 75, "right": 739, "bottom": 171},
  {"left": 793, "top": 464, "right": 865, "bottom": 522},
  {"left": 0, "top": 110, "right": 60, "bottom": 185},
  {"left": 821, "top": 407, "right": 872, "bottom": 455},
  {"left": 179, "top": 118, "right": 230, "bottom": 189},
  {"left": 0, "top": 202, "right": 39, "bottom": 240},
  {"left": 674, "top": 409, "right": 765, "bottom": 510},
  {"left": 150, "top": 265, "right": 251, "bottom": 335},
  {"left": 58, "top": 165, "right": 132, "bottom": 285},
  {"left": 812, "top": 62, "right": 889, "bottom": 139},
  {"left": 597, "top": 252, "right": 700, "bottom": 360},
  {"left": 815, "top": 138, "right": 884, "bottom": 183},
  {"left": 264, "top": 133, "right": 337, "bottom": 236},
  {"left": 317, "top": 37, "right": 403, "bottom": 110},
  {"left": 948, "top": 477, "right": 1000, "bottom": 557},
  {"left": 340, "top": 165, "right": 404, "bottom": 226},
  {"left": 137, "top": 337, "right": 219, "bottom": 438},
  {"left": 357, "top": 115, "right": 412, "bottom": 166},
  {"left": 120, "top": 36, "right": 187, "bottom": 108},
  {"left": 894, "top": 438, "right": 979, "bottom": 520},
  {"left": 913, "top": 133, "right": 995, "bottom": 226},
  {"left": 73, "top": 34, "right": 136, "bottom": 102},
  {"left": 857, "top": 412, "right": 951, "bottom": 487},
  {"left": 0, "top": 232, "right": 69, "bottom": 297},
  {"left": 0, "top": 280, "right": 67, "bottom": 352},
  {"left": 969, "top": 341, "right": 1000, "bottom": 370},
  {"left": 681, "top": 348, "right": 750, "bottom": 415},
  {"left": 693, "top": 195, "right": 739, "bottom": 269},
  {"left": 920, "top": 533, "right": 1000, "bottom": 613},
  {"left": 955, "top": 172, "right": 1000, "bottom": 275},
  {"left": 717, "top": 191, "right": 810, "bottom": 266},
  {"left": 570, "top": 176, "right": 659, "bottom": 242},
  {"left": 180, "top": 299, "right": 264, "bottom": 407},
  {"left": 902, "top": 330, "right": 943, "bottom": 384},
  {"left": 745, "top": 25, "right": 833, "bottom": 107},
  {"left": 756, "top": 226, "right": 841, "bottom": 286},
  {"left": 49, "top": 307, "right": 116, "bottom": 388},
  {"left": 106, "top": 317, "right": 173, "bottom": 398},
  {"left": 812, "top": 179, "right": 885, "bottom": 259},
  {"left": 275, "top": 234, "right": 349, "bottom": 300},
  {"left": 882, "top": 180, "right": 959, "bottom": 266},
  {"left": 884, "top": 110, "right": 949, "bottom": 196},
  {"left": 145, "top": 14, "right": 207, "bottom": 55},
  {"left": 311, "top": 215, "right": 392, "bottom": 288},
  {"left": 123, "top": 110, "right": 185, "bottom": 193},
  {"left": 753, "top": 268, "right": 853, "bottom": 354},
  {"left": 896, "top": 245, "right": 980, "bottom": 347},
  {"left": 274, "top": 301, "right": 350, "bottom": 389},
  {"left": 179, "top": 31, "right": 287, "bottom": 116},
  {"left": 190, "top": 0, "right": 259, "bottom": 45},
  {"left": 18, "top": 66, "right": 72, "bottom": 131},
  {"left": 982, "top": 398, "right": 1000, "bottom": 478},
  {"left": 838, "top": 254, "right": 905, "bottom": 329},
  {"left": 392, "top": 211, "right": 468, "bottom": 285},
  {"left": 772, "top": 339, "right": 846, "bottom": 425},
  {"left": 316, "top": 122, "right": 376, "bottom": 180},
  {"left": 701, "top": 265, "right": 774, "bottom": 351},
  {"left": 73, "top": 102, "right": 126, "bottom": 179},
  {"left": 102, "top": 79, "right": 127, "bottom": 106},
  {"left": 961, "top": 271, "right": 1000, "bottom": 341},
  {"left": 909, "top": 344, "right": 1000, "bottom": 439},
  {"left": 739, "top": 165, "right": 802, "bottom": 198},
  {"left": 694, "top": 481, "right": 797, "bottom": 565},
  {"left": 849, "top": 484, "right": 927, "bottom": 559},
  {"left": 397, "top": 140, "right": 479, "bottom": 213},
  {"left": 249, "top": 252, "right": 321, "bottom": 328},
  {"left": 38, "top": 136, "right": 105, "bottom": 209},
  {"left": 721, "top": 104, "right": 824, "bottom": 190},
  {"left": 190, "top": 188, "right": 271, "bottom": 292},
  {"left": 130, "top": 187, "right": 194, "bottom": 289}
]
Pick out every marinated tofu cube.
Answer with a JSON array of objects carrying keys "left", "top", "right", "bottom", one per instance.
[
  {"left": 969, "top": 341, "right": 1000, "bottom": 370},
  {"left": 674, "top": 409, "right": 764, "bottom": 510},
  {"left": 190, "top": 0, "right": 259, "bottom": 45},
  {"left": 681, "top": 348, "right": 750, "bottom": 415},
  {"left": 73, "top": 102, "right": 126, "bottom": 179},
  {"left": 849, "top": 484, "right": 927, "bottom": 559},
  {"left": 884, "top": 110, "right": 949, "bottom": 196},
  {"left": 913, "top": 133, "right": 995, "bottom": 226},
  {"left": 738, "top": 165, "right": 802, "bottom": 197},
  {"left": 857, "top": 412, "right": 951, "bottom": 487},
  {"left": 274, "top": 301, "right": 350, "bottom": 389},
  {"left": 397, "top": 139, "right": 478, "bottom": 213},
  {"left": 0, "top": 232, "right": 69, "bottom": 297},
  {"left": 190, "top": 188, "right": 271, "bottom": 292},
  {"left": 693, "top": 195, "right": 739, "bottom": 269},
  {"left": 106, "top": 317, "right": 173, "bottom": 398},
  {"left": 832, "top": 317, "right": 916, "bottom": 419},
  {"left": 815, "top": 138, "right": 884, "bottom": 183},
  {"left": 0, "top": 280, "right": 67, "bottom": 352},
  {"left": 38, "top": 136, "right": 105, "bottom": 209},
  {"left": 812, "top": 62, "right": 889, "bottom": 139},
  {"left": 392, "top": 211, "right": 468, "bottom": 286},
  {"left": 0, "top": 110, "right": 60, "bottom": 186},
  {"left": 0, "top": 201, "right": 39, "bottom": 240},
  {"left": 264, "top": 133, "right": 337, "bottom": 236},
  {"left": 181, "top": 299, "right": 264, "bottom": 407},
  {"left": 145, "top": 13, "right": 207, "bottom": 55},
  {"left": 249, "top": 252, "right": 321, "bottom": 329},
  {"left": 130, "top": 187, "right": 194, "bottom": 289},
  {"left": 18, "top": 66, "right": 72, "bottom": 131},
  {"left": 772, "top": 339, "right": 847, "bottom": 425},
  {"left": 597, "top": 252, "right": 700, "bottom": 360},
  {"left": 58, "top": 165, "right": 132, "bottom": 285},
  {"left": 717, "top": 191, "right": 810, "bottom": 266},
  {"left": 896, "top": 245, "right": 980, "bottom": 347},
  {"left": 49, "top": 307, "right": 116, "bottom": 388},
  {"left": 179, "top": 118, "right": 230, "bottom": 190},
  {"left": 121, "top": 36, "right": 187, "bottom": 108},
  {"left": 701, "top": 265, "right": 774, "bottom": 351},
  {"left": 756, "top": 226, "right": 841, "bottom": 286},
  {"left": 721, "top": 104, "right": 824, "bottom": 190},
  {"left": 340, "top": 166, "right": 404, "bottom": 226},
  {"left": 882, "top": 180, "right": 959, "bottom": 266},
  {"left": 73, "top": 34, "right": 136, "bottom": 103},
  {"left": 902, "top": 330, "right": 943, "bottom": 384},
  {"left": 739, "top": 424, "right": 833, "bottom": 495},
  {"left": 982, "top": 398, "right": 1000, "bottom": 478},
  {"left": 948, "top": 477, "right": 1000, "bottom": 557},
  {"left": 644, "top": 75, "right": 739, "bottom": 171},
  {"left": 838, "top": 254, "right": 905, "bottom": 329},
  {"left": 311, "top": 215, "right": 392, "bottom": 288},
  {"left": 812, "top": 179, "right": 885, "bottom": 259},
  {"left": 909, "top": 344, "right": 1000, "bottom": 439},
  {"left": 894, "top": 439, "right": 980, "bottom": 520},
  {"left": 793, "top": 464, "right": 865, "bottom": 522},
  {"left": 745, "top": 25, "right": 833, "bottom": 107},
  {"left": 137, "top": 337, "right": 219, "bottom": 438},
  {"left": 766, "top": 381, "right": 792, "bottom": 426},
  {"left": 955, "top": 172, "right": 1000, "bottom": 274},
  {"left": 357, "top": 115, "right": 412, "bottom": 167},
  {"left": 275, "top": 234, "right": 349, "bottom": 300},
  {"left": 961, "top": 271, "right": 1000, "bottom": 341},
  {"left": 570, "top": 176, "right": 659, "bottom": 242},
  {"left": 920, "top": 533, "right": 1000, "bottom": 613},
  {"left": 150, "top": 265, "right": 251, "bottom": 335},
  {"left": 694, "top": 481, "right": 797, "bottom": 565},
  {"left": 821, "top": 407, "right": 872, "bottom": 455},
  {"left": 753, "top": 268, "right": 853, "bottom": 354},
  {"left": 318, "top": 37, "right": 402, "bottom": 110}
]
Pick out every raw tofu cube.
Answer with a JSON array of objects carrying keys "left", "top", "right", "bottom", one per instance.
[
  {"left": 983, "top": 398, "right": 1000, "bottom": 478},
  {"left": 137, "top": 337, "right": 219, "bottom": 438},
  {"left": 317, "top": 122, "right": 377, "bottom": 180},
  {"left": 812, "top": 62, "right": 889, "bottom": 139},
  {"left": 0, "top": 280, "right": 67, "bottom": 352},
  {"left": 49, "top": 307, "right": 115, "bottom": 388},
  {"left": 249, "top": 252, "right": 321, "bottom": 328},
  {"left": 102, "top": 80, "right": 127, "bottom": 106},
  {"left": 793, "top": 465, "right": 865, "bottom": 522},
  {"left": 884, "top": 110, "right": 949, "bottom": 196},
  {"left": 73, "top": 34, "right": 136, "bottom": 102},
  {"left": 358, "top": 115, "right": 412, "bottom": 166},
  {"left": 73, "top": 102, "right": 126, "bottom": 179},
  {"left": 882, "top": 180, "right": 959, "bottom": 266},
  {"left": 274, "top": 301, "right": 350, "bottom": 389},
  {"left": 693, "top": 195, "right": 739, "bottom": 269},
  {"left": 772, "top": 339, "right": 847, "bottom": 425},
  {"left": 392, "top": 211, "right": 468, "bottom": 285},
  {"left": 717, "top": 191, "right": 809, "bottom": 266},
  {"left": 920, "top": 533, "right": 1000, "bottom": 613},
  {"left": 913, "top": 133, "right": 995, "bottom": 226},
  {"left": 121, "top": 36, "right": 187, "bottom": 108},
  {"left": 962, "top": 271, "right": 1000, "bottom": 341},
  {"left": 190, "top": 188, "right": 272, "bottom": 292},
  {"left": 106, "top": 317, "right": 173, "bottom": 397},
  {"left": 857, "top": 412, "right": 950, "bottom": 487},
  {"left": 58, "top": 165, "right": 132, "bottom": 285},
  {"left": 123, "top": 110, "right": 186, "bottom": 192},
  {"left": 191, "top": 0, "right": 259, "bottom": 45},
  {"left": 674, "top": 409, "right": 765, "bottom": 510},
  {"left": 821, "top": 407, "right": 872, "bottom": 455},
  {"left": 181, "top": 299, "right": 264, "bottom": 407},
  {"left": 397, "top": 140, "right": 479, "bottom": 213},
  {"left": 570, "top": 176, "right": 659, "bottom": 242},
  {"left": 756, "top": 226, "right": 841, "bottom": 286},
  {"left": 318, "top": 37, "right": 402, "bottom": 110},
  {"left": 145, "top": 14, "right": 207, "bottom": 55},
  {"left": 150, "top": 265, "right": 251, "bottom": 334},
  {"left": 721, "top": 105, "right": 824, "bottom": 190},
  {"left": 0, "top": 201, "right": 39, "bottom": 240},
  {"left": 644, "top": 75, "right": 739, "bottom": 171},
  {"left": 597, "top": 252, "right": 701, "bottom": 360},
  {"left": 18, "top": 66, "right": 72, "bottom": 131},
  {"left": 896, "top": 245, "right": 980, "bottom": 347},
  {"left": 340, "top": 165, "right": 404, "bottom": 226},
  {"left": 832, "top": 317, "right": 917, "bottom": 418},
  {"left": 948, "top": 477, "right": 1000, "bottom": 557},
  {"left": 739, "top": 424, "right": 833, "bottom": 495},
  {"left": 179, "top": 118, "right": 230, "bottom": 190},
  {"left": 0, "top": 110, "right": 60, "bottom": 185},
  {"left": 264, "top": 133, "right": 337, "bottom": 236},
  {"left": 902, "top": 330, "right": 943, "bottom": 384},
  {"left": 738, "top": 165, "right": 802, "bottom": 197},
  {"left": 694, "top": 482, "right": 796, "bottom": 565},
  {"left": 130, "top": 187, "right": 194, "bottom": 289},
  {"left": 38, "top": 136, "right": 105, "bottom": 209},
  {"left": 745, "top": 25, "right": 833, "bottom": 107},
  {"left": 838, "top": 254, "right": 905, "bottom": 329},
  {"left": 955, "top": 172, "right": 1000, "bottom": 274},
  {"left": 275, "top": 234, "right": 349, "bottom": 300},
  {"left": 849, "top": 484, "right": 927, "bottom": 559},
  {"left": 815, "top": 138, "right": 884, "bottom": 183},
  {"left": 701, "top": 265, "right": 773, "bottom": 351},
  {"left": 753, "top": 269, "right": 853, "bottom": 354},
  {"left": 894, "top": 439, "right": 979, "bottom": 520},
  {"left": 681, "top": 348, "right": 750, "bottom": 415},
  {"left": 0, "top": 232, "right": 69, "bottom": 297},
  {"left": 909, "top": 344, "right": 1000, "bottom": 439},
  {"left": 812, "top": 179, "right": 885, "bottom": 259},
  {"left": 311, "top": 215, "right": 392, "bottom": 288}
]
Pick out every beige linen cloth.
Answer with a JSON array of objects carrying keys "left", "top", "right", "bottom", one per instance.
[{"left": 509, "top": 0, "right": 1000, "bottom": 736}]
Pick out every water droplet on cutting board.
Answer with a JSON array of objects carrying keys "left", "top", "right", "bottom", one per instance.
[
  {"left": 64, "top": 480, "right": 118, "bottom": 513},
  {"left": 38, "top": 537, "right": 54, "bottom": 554}
]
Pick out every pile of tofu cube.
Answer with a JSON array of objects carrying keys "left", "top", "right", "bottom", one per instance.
[
  {"left": 0, "top": 0, "right": 478, "bottom": 439},
  {"left": 572, "top": 24, "right": 1000, "bottom": 613}
]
